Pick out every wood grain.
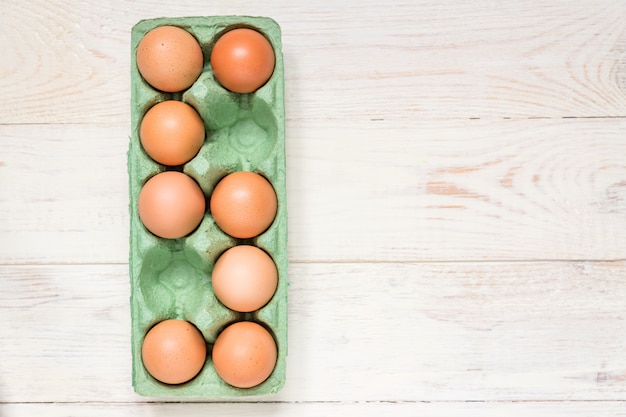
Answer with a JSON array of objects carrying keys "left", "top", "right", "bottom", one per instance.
[
  {"left": 1, "top": 118, "right": 625, "bottom": 263},
  {"left": 2, "top": 401, "right": 626, "bottom": 417},
  {"left": 1, "top": 1, "right": 625, "bottom": 124},
  {"left": 0, "top": 124, "right": 129, "bottom": 264},
  {"left": 1, "top": 262, "right": 624, "bottom": 403},
  {"left": 1, "top": 0, "right": 625, "bottom": 413}
]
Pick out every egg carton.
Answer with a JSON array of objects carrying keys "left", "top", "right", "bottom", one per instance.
[{"left": 128, "top": 16, "right": 287, "bottom": 397}]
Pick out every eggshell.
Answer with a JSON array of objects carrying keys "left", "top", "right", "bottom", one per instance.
[
  {"left": 210, "top": 28, "right": 275, "bottom": 93},
  {"left": 141, "top": 319, "right": 207, "bottom": 385},
  {"left": 210, "top": 171, "right": 278, "bottom": 239},
  {"left": 138, "top": 171, "right": 205, "bottom": 239},
  {"left": 140, "top": 100, "right": 205, "bottom": 166},
  {"left": 136, "top": 25, "right": 203, "bottom": 92},
  {"left": 130, "top": 16, "right": 288, "bottom": 398},
  {"left": 212, "top": 321, "right": 277, "bottom": 388},
  {"left": 212, "top": 245, "right": 278, "bottom": 312}
]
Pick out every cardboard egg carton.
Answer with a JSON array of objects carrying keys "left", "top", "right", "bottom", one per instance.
[{"left": 128, "top": 16, "right": 287, "bottom": 397}]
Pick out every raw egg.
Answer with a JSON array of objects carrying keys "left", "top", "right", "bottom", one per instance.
[
  {"left": 212, "top": 245, "right": 278, "bottom": 312},
  {"left": 140, "top": 100, "right": 205, "bottom": 166},
  {"left": 210, "top": 28, "right": 275, "bottom": 93},
  {"left": 138, "top": 171, "right": 205, "bottom": 239},
  {"left": 212, "top": 321, "right": 277, "bottom": 388},
  {"left": 141, "top": 319, "right": 206, "bottom": 385},
  {"left": 136, "top": 25, "right": 203, "bottom": 92},
  {"left": 209, "top": 171, "right": 277, "bottom": 239}
]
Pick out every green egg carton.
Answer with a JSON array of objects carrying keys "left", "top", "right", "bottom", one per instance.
[{"left": 128, "top": 16, "right": 287, "bottom": 398}]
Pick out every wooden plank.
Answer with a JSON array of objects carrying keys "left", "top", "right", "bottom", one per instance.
[
  {"left": 1, "top": 262, "right": 624, "bottom": 402},
  {"left": 0, "top": 124, "right": 129, "bottom": 264},
  {"left": 1, "top": 118, "right": 625, "bottom": 263},
  {"left": 288, "top": 117, "right": 626, "bottom": 262},
  {"left": 1, "top": 1, "right": 625, "bottom": 124},
  {"left": 2, "top": 401, "right": 626, "bottom": 417}
]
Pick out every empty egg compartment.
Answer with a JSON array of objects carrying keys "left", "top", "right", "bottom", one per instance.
[{"left": 129, "top": 16, "right": 287, "bottom": 398}]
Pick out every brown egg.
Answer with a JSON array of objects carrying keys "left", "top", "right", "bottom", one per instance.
[
  {"left": 210, "top": 28, "right": 275, "bottom": 93},
  {"left": 212, "top": 245, "right": 278, "bottom": 312},
  {"left": 209, "top": 171, "right": 277, "bottom": 239},
  {"left": 136, "top": 25, "right": 203, "bottom": 92},
  {"left": 138, "top": 171, "right": 205, "bottom": 239},
  {"left": 140, "top": 100, "right": 205, "bottom": 166},
  {"left": 141, "top": 319, "right": 207, "bottom": 385},
  {"left": 212, "top": 321, "right": 277, "bottom": 388}
]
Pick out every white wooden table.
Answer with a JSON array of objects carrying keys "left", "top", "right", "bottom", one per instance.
[{"left": 1, "top": 1, "right": 625, "bottom": 415}]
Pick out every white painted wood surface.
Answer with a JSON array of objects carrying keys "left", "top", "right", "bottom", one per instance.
[{"left": 1, "top": 0, "right": 625, "bottom": 415}]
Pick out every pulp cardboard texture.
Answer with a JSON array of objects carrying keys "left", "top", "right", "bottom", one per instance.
[{"left": 128, "top": 16, "right": 287, "bottom": 398}]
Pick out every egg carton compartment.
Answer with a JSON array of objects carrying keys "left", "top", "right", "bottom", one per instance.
[{"left": 128, "top": 16, "right": 287, "bottom": 398}]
